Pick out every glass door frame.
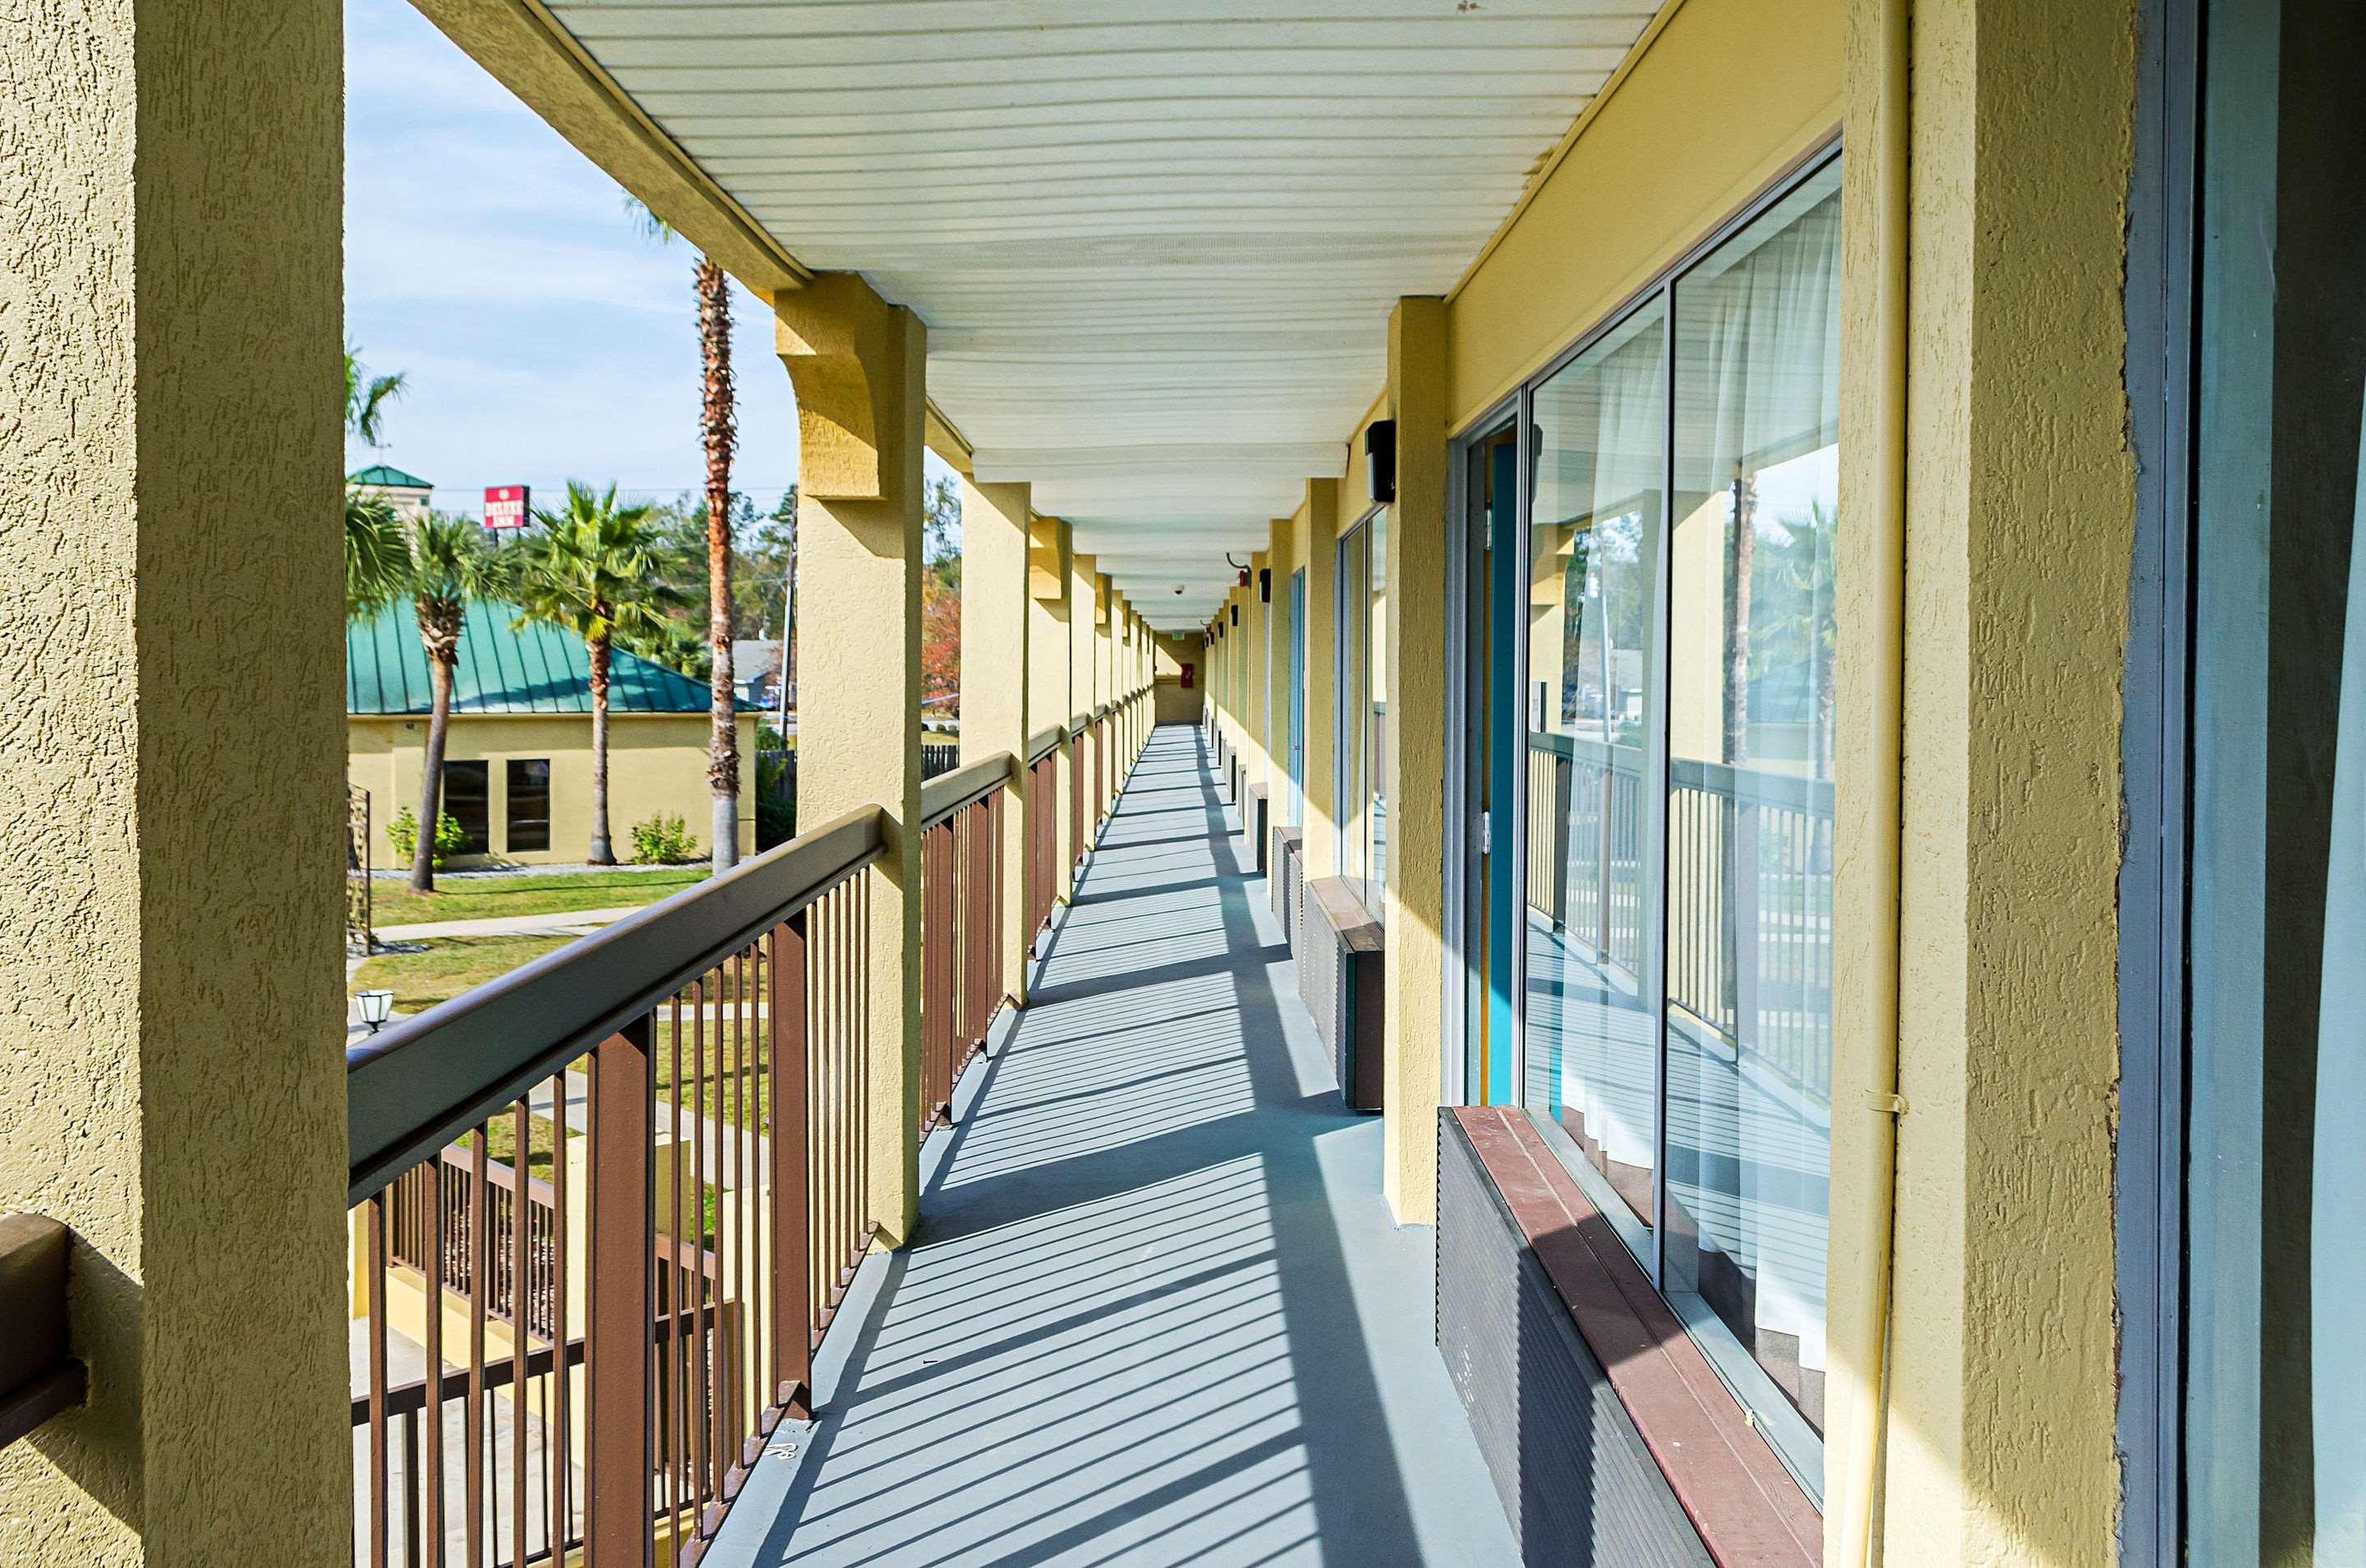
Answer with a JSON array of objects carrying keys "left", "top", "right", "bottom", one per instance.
[{"left": 1445, "top": 140, "right": 1844, "bottom": 1502}]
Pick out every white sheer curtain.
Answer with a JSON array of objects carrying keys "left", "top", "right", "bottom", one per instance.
[
  {"left": 1674, "top": 183, "right": 1842, "bottom": 499},
  {"left": 2315, "top": 389, "right": 2366, "bottom": 1564}
]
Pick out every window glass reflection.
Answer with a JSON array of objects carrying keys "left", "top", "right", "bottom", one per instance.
[
  {"left": 1520, "top": 297, "right": 1668, "bottom": 1236},
  {"left": 1663, "top": 164, "right": 1841, "bottom": 1440}
]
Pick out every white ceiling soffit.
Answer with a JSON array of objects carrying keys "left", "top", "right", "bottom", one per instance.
[{"left": 548, "top": 0, "right": 1660, "bottom": 629}]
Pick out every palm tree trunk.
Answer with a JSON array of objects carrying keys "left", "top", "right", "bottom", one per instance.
[
  {"left": 698, "top": 256, "right": 741, "bottom": 870},
  {"left": 588, "top": 634, "right": 615, "bottom": 864},
  {"left": 411, "top": 657, "right": 453, "bottom": 892}
]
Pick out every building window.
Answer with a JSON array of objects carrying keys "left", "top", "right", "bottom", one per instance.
[
  {"left": 2175, "top": 0, "right": 2365, "bottom": 1554},
  {"left": 506, "top": 759, "right": 550, "bottom": 853},
  {"left": 1475, "top": 148, "right": 1840, "bottom": 1500},
  {"left": 442, "top": 760, "right": 490, "bottom": 856},
  {"left": 1337, "top": 509, "right": 1388, "bottom": 920}
]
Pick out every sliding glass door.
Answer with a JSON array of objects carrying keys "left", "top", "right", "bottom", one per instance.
[{"left": 1466, "top": 148, "right": 1840, "bottom": 1500}]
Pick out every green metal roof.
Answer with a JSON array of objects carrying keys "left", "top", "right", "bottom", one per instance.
[
  {"left": 348, "top": 599, "right": 707, "bottom": 715},
  {"left": 348, "top": 462, "right": 434, "bottom": 489}
]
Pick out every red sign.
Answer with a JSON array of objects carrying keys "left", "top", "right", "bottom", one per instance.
[
  {"left": 482, "top": 485, "right": 531, "bottom": 530},
  {"left": 1181, "top": 663, "right": 1195, "bottom": 689}
]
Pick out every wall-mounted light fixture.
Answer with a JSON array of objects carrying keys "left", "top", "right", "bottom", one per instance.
[
  {"left": 1230, "top": 605, "right": 1239, "bottom": 628},
  {"left": 1258, "top": 568, "right": 1271, "bottom": 603},
  {"left": 1365, "top": 419, "right": 1397, "bottom": 504}
]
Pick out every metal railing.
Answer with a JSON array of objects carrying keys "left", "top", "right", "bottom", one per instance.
[
  {"left": 1024, "top": 727, "right": 1063, "bottom": 937},
  {"left": 348, "top": 807, "right": 887, "bottom": 1567},
  {"left": 1523, "top": 733, "right": 1834, "bottom": 1098},
  {"left": 918, "top": 755, "right": 1014, "bottom": 1135}
]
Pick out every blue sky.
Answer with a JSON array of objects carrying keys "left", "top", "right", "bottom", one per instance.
[{"left": 343, "top": 0, "right": 808, "bottom": 517}]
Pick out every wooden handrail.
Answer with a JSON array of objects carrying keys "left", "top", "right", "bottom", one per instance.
[
  {"left": 918, "top": 752, "right": 1015, "bottom": 829},
  {"left": 346, "top": 807, "right": 885, "bottom": 1202},
  {"left": 1024, "top": 726, "right": 1064, "bottom": 765},
  {"left": 0, "top": 1215, "right": 83, "bottom": 1448}
]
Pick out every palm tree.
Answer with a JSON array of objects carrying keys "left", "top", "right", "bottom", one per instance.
[
  {"left": 344, "top": 343, "right": 407, "bottom": 447},
  {"left": 515, "top": 482, "right": 685, "bottom": 864},
  {"left": 628, "top": 197, "right": 743, "bottom": 871},
  {"left": 396, "top": 515, "right": 512, "bottom": 893},
  {"left": 345, "top": 491, "right": 407, "bottom": 615},
  {"left": 342, "top": 343, "right": 412, "bottom": 614}
]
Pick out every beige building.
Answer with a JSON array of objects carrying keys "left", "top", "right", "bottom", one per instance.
[{"left": 348, "top": 596, "right": 757, "bottom": 866}]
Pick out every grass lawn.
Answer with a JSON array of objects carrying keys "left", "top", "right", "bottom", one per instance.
[
  {"left": 370, "top": 866, "right": 707, "bottom": 929},
  {"left": 653, "top": 1019, "right": 771, "bottom": 1134},
  {"left": 351, "top": 933, "right": 575, "bottom": 1015}
]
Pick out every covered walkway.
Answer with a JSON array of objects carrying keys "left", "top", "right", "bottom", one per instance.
[{"left": 711, "top": 726, "right": 1515, "bottom": 1567}]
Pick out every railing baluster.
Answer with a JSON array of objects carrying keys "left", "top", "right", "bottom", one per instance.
[
  {"left": 585, "top": 1016, "right": 653, "bottom": 1563},
  {"left": 367, "top": 1191, "right": 389, "bottom": 1568},
  {"left": 509, "top": 1101, "right": 529, "bottom": 1567},
  {"left": 772, "top": 913, "right": 812, "bottom": 1418},
  {"left": 466, "top": 1121, "right": 488, "bottom": 1568},
  {"left": 547, "top": 1068, "right": 569, "bottom": 1565}
]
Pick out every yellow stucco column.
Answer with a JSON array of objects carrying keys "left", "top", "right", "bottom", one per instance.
[
  {"left": 1824, "top": 0, "right": 2134, "bottom": 1560},
  {"left": 776, "top": 274, "right": 927, "bottom": 1246},
  {"left": 1297, "top": 481, "right": 1343, "bottom": 877},
  {"left": 1028, "top": 517, "right": 1074, "bottom": 878},
  {"left": 960, "top": 477, "right": 1034, "bottom": 1006},
  {"left": 1383, "top": 296, "right": 1450, "bottom": 1226},
  {"left": 1245, "top": 550, "right": 1271, "bottom": 788},
  {"left": 0, "top": 2, "right": 349, "bottom": 1559},
  {"left": 1264, "top": 523, "right": 1292, "bottom": 820}
]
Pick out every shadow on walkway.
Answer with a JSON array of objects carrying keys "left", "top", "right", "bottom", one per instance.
[{"left": 707, "top": 727, "right": 1514, "bottom": 1567}]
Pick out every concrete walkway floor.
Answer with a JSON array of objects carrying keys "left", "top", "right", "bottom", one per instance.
[{"left": 709, "top": 726, "right": 1516, "bottom": 1568}]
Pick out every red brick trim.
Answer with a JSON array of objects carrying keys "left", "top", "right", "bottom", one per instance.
[{"left": 1451, "top": 1106, "right": 1822, "bottom": 1566}]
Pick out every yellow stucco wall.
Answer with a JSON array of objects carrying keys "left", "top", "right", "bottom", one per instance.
[
  {"left": 0, "top": 0, "right": 350, "bottom": 1561},
  {"left": 348, "top": 712, "right": 759, "bottom": 868},
  {"left": 1151, "top": 634, "right": 1204, "bottom": 725},
  {"left": 1831, "top": 0, "right": 2134, "bottom": 1560},
  {"left": 1445, "top": 0, "right": 1846, "bottom": 433}
]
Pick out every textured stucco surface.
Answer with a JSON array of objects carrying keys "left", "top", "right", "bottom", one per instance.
[
  {"left": 777, "top": 281, "right": 927, "bottom": 1245},
  {"left": 960, "top": 478, "right": 1034, "bottom": 1001},
  {"left": 1843, "top": 0, "right": 2135, "bottom": 1559},
  {"left": 1292, "top": 481, "right": 1342, "bottom": 881},
  {"left": 0, "top": 0, "right": 350, "bottom": 1561},
  {"left": 1380, "top": 297, "right": 1448, "bottom": 1226}
]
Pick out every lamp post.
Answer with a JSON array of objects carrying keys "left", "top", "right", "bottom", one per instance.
[{"left": 355, "top": 989, "right": 394, "bottom": 1034}]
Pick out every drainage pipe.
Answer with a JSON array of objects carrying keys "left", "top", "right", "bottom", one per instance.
[{"left": 1829, "top": 0, "right": 1911, "bottom": 1560}]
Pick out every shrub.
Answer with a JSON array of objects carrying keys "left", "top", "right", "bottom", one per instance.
[
  {"left": 755, "top": 793, "right": 794, "bottom": 852},
  {"left": 388, "top": 807, "right": 469, "bottom": 868},
  {"left": 629, "top": 812, "right": 700, "bottom": 864}
]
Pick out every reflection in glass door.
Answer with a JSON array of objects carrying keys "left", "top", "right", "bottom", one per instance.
[
  {"left": 1520, "top": 297, "right": 1669, "bottom": 1240},
  {"left": 1467, "top": 151, "right": 1842, "bottom": 1500}
]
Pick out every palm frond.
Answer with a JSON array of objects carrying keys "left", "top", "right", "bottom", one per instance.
[
  {"left": 344, "top": 492, "right": 407, "bottom": 615},
  {"left": 343, "top": 343, "right": 407, "bottom": 447}
]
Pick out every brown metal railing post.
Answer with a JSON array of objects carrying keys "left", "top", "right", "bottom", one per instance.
[
  {"left": 771, "top": 913, "right": 812, "bottom": 1419},
  {"left": 587, "top": 1014, "right": 655, "bottom": 1567}
]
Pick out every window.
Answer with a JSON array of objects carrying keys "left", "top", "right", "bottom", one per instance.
[
  {"left": 1337, "top": 510, "right": 1388, "bottom": 920},
  {"left": 441, "top": 759, "right": 490, "bottom": 856},
  {"left": 506, "top": 758, "right": 550, "bottom": 853},
  {"left": 1474, "top": 149, "right": 1840, "bottom": 1500},
  {"left": 2173, "top": 0, "right": 2365, "bottom": 1555}
]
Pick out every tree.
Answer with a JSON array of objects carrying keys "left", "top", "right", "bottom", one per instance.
[
  {"left": 919, "top": 475, "right": 960, "bottom": 706},
  {"left": 343, "top": 343, "right": 407, "bottom": 447},
  {"left": 342, "top": 343, "right": 412, "bottom": 615},
  {"left": 392, "top": 514, "right": 512, "bottom": 893},
  {"left": 630, "top": 196, "right": 743, "bottom": 871},
  {"left": 514, "top": 481, "right": 685, "bottom": 865},
  {"left": 344, "top": 491, "right": 406, "bottom": 616}
]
